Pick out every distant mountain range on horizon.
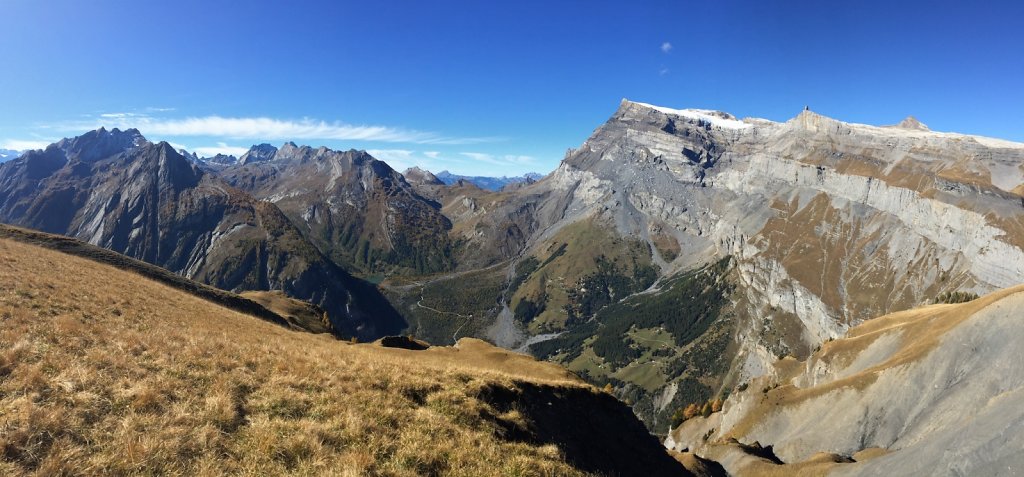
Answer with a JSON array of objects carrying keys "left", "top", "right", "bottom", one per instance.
[
  {"left": 0, "top": 148, "right": 22, "bottom": 162},
  {"left": 176, "top": 147, "right": 546, "bottom": 192},
  {"left": 434, "top": 170, "right": 545, "bottom": 191}
]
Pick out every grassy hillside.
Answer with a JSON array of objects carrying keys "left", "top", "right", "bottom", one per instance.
[
  {"left": 0, "top": 224, "right": 294, "bottom": 330},
  {"left": 239, "top": 290, "right": 333, "bottom": 334},
  {"left": 0, "top": 236, "right": 687, "bottom": 476},
  {"left": 385, "top": 265, "right": 508, "bottom": 346},
  {"left": 532, "top": 258, "right": 736, "bottom": 431},
  {"left": 509, "top": 216, "right": 658, "bottom": 333}
]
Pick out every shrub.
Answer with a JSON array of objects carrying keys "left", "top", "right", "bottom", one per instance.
[{"left": 934, "top": 291, "right": 979, "bottom": 304}]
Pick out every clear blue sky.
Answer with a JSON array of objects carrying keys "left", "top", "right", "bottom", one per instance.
[{"left": 1, "top": 0, "right": 1021, "bottom": 175}]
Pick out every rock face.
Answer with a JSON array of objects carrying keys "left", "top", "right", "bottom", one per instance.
[
  {"left": 203, "top": 153, "right": 239, "bottom": 166},
  {"left": 0, "top": 128, "right": 403, "bottom": 339},
  {"left": 403, "top": 166, "right": 444, "bottom": 186},
  {"left": 666, "top": 285, "right": 1024, "bottom": 476},
  {"left": 492, "top": 99, "right": 1024, "bottom": 430},
  {"left": 238, "top": 143, "right": 278, "bottom": 164},
  {"left": 888, "top": 115, "right": 930, "bottom": 131},
  {"left": 218, "top": 144, "right": 458, "bottom": 275}
]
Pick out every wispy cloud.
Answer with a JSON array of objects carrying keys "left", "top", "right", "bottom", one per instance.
[
  {"left": 661, "top": 41, "right": 672, "bottom": 53},
  {"left": 367, "top": 149, "right": 538, "bottom": 175},
  {"left": 659, "top": 66, "right": 670, "bottom": 76},
  {"left": 460, "top": 152, "right": 535, "bottom": 165},
  {"left": 366, "top": 149, "right": 415, "bottom": 163},
  {"left": 192, "top": 142, "right": 250, "bottom": 157},
  {"left": 367, "top": 149, "right": 442, "bottom": 172},
  {"left": 1, "top": 139, "right": 51, "bottom": 151},
  {"left": 60, "top": 112, "right": 495, "bottom": 145}
]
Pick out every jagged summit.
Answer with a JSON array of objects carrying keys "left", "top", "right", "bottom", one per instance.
[
  {"left": 0, "top": 128, "right": 407, "bottom": 339},
  {"left": 51, "top": 127, "right": 147, "bottom": 162},
  {"left": 622, "top": 99, "right": 753, "bottom": 130},
  {"left": 788, "top": 107, "right": 847, "bottom": 133},
  {"left": 433, "top": 170, "right": 543, "bottom": 191},
  {"left": 890, "top": 115, "right": 930, "bottom": 131},
  {"left": 204, "top": 153, "right": 238, "bottom": 165},
  {"left": 238, "top": 143, "right": 278, "bottom": 164},
  {"left": 403, "top": 166, "right": 444, "bottom": 186},
  {"left": 621, "top": 101, "right": 1024, "bottom": 151}
]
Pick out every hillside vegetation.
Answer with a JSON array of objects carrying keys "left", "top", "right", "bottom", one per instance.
[
  {"left": 0, "top": 235, "right": 686, "bottom": 476},
  {"left": 668, "top": 283, "right": 1024, "bottom": 476},
  {"left": 509, "top": 217, "right": 658, "bottom": 333},
  {"left": 532, "top": 258, "right": 735, "bottom": 432}
]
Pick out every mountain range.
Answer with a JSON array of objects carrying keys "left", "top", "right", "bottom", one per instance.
[
  {"left": 0, "top": 148, "right": 22, "bottom": 162},
  {"left": 434, "top": 170, "right": 545, "bottom": 191},
  {"left": 498, "top": 100, "right": 1024, "bottom": 430},
  {"left": 0, "top": 128, "right": 403, "bottom": 339},
  {"left": 0, "top": 99, "right": 1022, "bottom": 474}
]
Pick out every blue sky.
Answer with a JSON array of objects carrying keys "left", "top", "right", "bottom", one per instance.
[{"left": 1, "top": 0, "right": 1021, "bottom": 176}]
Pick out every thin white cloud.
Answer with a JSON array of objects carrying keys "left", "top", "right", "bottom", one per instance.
[
  {"left": 362, "top": 149, "right": 541, "bottom": 176},
  {"left": 659, "top": 67, "right": 670, "bottom": 76},
  {"left": 460, "top": 152, "right": 535, "bottom": 165},
  {"left": 661, "top": 42, "right": 672, "bottom": 53},
  {"left": 367, "top": 149, "right": 427, "bottom": 172},
  {"left": 99, "top": 112, "right": 144, "bottom": 120},
  {"left": 366, "top": 149, "right": 450, "bottom": 172},
  {"left": 1, "top": 139, "right": 50, "bottom": 151},
  {"left": 62, "top": 113, "right": 495, "bottom": 145},
  {"left": 192, "top": 142, "right": 250, "bottom": 157}
]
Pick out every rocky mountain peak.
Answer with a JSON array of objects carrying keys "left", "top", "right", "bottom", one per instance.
[
  {"left": 788, "top": 108, "right": 847, "bottom": 134},
  {"left": 403, "top": 166, "right": 444, "bottom": 186},
  {"left": 277, "top": 141, "right": 305, "bottom": 158},
  {"left": 178, "top": 149, "right": 200, "bottom": 163},
  {"left": 893, "top": 115, "right": 930, "bottom": 131},
  {"left": 205, "top": 153, "right": 238, "bottom": 165},
  {"left": 52, "top": 127, "right": 147, "bottom": 162},
  {"left": 617, "top": 99, "right": 752, "bottom": 132},
  {"left": 238, "top": 143, "right": 278, "bottom": 164},
  {"left": 151, "top": 142, "right": 203, "bottom": 180}
]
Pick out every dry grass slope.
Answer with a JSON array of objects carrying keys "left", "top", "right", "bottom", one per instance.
[
  {"left": 0, "top": 237, "right": 685, "bottom": 476},
  {"left": 240, "top": 290, "right": 333, "bottom": 335},
  {"left": 0, "top": 224, "right": 293, "bottom": 331}
]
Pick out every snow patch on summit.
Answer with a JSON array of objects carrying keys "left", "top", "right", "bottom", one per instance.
[{"left": 629, "top": 101, "right": 753, "bottom": 130}]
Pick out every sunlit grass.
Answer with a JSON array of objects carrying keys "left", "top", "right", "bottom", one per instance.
[{"left": 0, "top": 239, "right": 590, "bottom": 476}]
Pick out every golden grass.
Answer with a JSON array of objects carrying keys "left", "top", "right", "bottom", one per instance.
[
  {"left": 730, "top": 450, "right": 848, "bottom": 477},
  {"left": 239, "top": 290, "right": 332, "bottom": 334},
  {"left": 0, "top": 238, "right": 596, "bottom": 476}
]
